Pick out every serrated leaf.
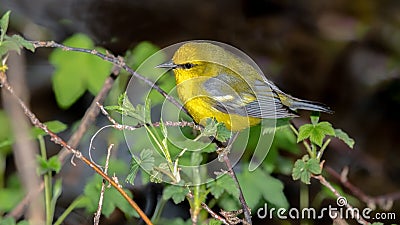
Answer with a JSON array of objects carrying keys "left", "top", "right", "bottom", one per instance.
[
  {"left": 216, "top": 122, "right": 231, "bottom": 142},
  {"left": 334, "top": 129, "right": 355, "bottom": 149},
  {"left": 10, "top": 35, "right": 34, "bottom": 52},
  {"left": 126, "top": 149, "right": 155, "bottom": 184},
  {"left": 150, "top": 163, "right": 168, "bottom": 183},
  {"left": 202, "top": 118, "right": 218, "bottom": 137},
  {"left": 49, "top": 34, "right": 112, "bottom": 109},
  {"left": 0, "top": 40, "right": 21, "bottom": 54},
  {"left": 202, "top": 118, "right": 231, "bottom": 142},
  {"left": 292, "top": 156, "right": 321, "bottom": 184},
  {"left": 297, "top": 121, "right": 335, "bottom": 147},
  {"left": 37, "top": 155, "right": 61, "bottom": 175},
  {"left": 0, "top": 11, "right": 11, "bottom": 43},
  {"left": 207, "top": 174, "right": 239, "bottom": 199},
  {"left": 162, "top": 184, "right": 189, "bottom": 204},
  {"left": 105, "top": 93, "right": 151, "bottom": 123},
  {"left": 307, "top": 158, "right": 322, "bottom": 174},
  {"left": 238, "top": 168, "right": 288, "bottom": 209}
]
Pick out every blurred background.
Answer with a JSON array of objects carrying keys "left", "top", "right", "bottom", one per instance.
[{"left": 0, "top": 0, "right": 399, "bottom": 224}]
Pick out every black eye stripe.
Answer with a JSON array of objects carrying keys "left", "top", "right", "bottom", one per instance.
[{"left": 180, "top": 63, "right": 195, "bottom": 69}]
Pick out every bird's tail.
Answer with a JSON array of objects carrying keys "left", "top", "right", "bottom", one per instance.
[{"left": 290, "top": 98, "right": 334, "bottom": 114}]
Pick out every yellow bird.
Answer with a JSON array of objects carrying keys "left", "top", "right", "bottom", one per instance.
[{"left": 157, "top": 42, "right": 332, "bottom": 131}]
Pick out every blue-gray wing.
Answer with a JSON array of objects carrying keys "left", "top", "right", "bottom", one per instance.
[{"left": 202, "top": 73, "right": 297, "bottom": 119}]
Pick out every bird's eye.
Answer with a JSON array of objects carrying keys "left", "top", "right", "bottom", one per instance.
[{"left": 182, "top": 63, "right": 194, "bottom": 69}]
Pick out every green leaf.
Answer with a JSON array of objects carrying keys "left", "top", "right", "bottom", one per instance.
[
  {"left": 0, "top": 40, "right": 20, "bottom": 54},
  {"left": 0, "top": 110, "right": 11, "bottom": 153},
  {"left": 292, "top": 156, "right": 321, "bottom": 184},
  {"left": 208, "top": 219, "right": 223, "bottom": 225},
  {"left": 37, "top": 155, "right": 61, "bottom": 175},
  {"left": 130, "top": 42, "right": 160, "bottom": 69},
  {"left": 334, "top": 129, "right": 355, "bottom": 149},
  {"left": 297, "top": 121, "right": 335, "bottom": 147},
  {"left": 126, "top": 149, "right": 155, "bottom": 184},
  {"left": 207, "top": 174, "right": 239, "bottom": 199},
  {"left": 106, "top": 92, "right": 152, "bottom": 123},
  {"left": 202, "top": 118, "right": 218, "bottom": 137},
  {"left": 216, "top": 122, "right": 231, "bottom": 142},
  {"left": 0, "top": 11, "right": 11, "bottom": 43},
  {"left": 16, "top": 221, "right": 29, "bottom": 225},
  {"left": 0, "top": 188, "right": 24, "bottom": 213},
  {"left": 9, "top": 34, "right": 35, "bottom": 52},
  {"left": 202, "top": 118, "right": 231, "bottom": 142},
  {"left": 238, "top": 168, "right": 288, "bottom": 209},
  {"left": 0, "top": 120, "right": 67, "bottom": 152},
  {"left": 162, "top": 184, "right": 189, "bottom": 204},
  {"left": 0, "top": 217, "right": 16, "bottom": 225},
  {"left": 31, "top": 120, "right": 67, "bottom": 137},
  {"left": 51, "top": 179, "right": 63, "bottom": 215},
  {"left": 0, "top": 35, "right": 35, "bottom": 57},
  {"left": 50, "top": 34, "right": 112, "bottom": 109}
]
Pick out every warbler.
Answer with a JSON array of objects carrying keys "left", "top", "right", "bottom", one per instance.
[{"left": 157, "top": 41, "right": 332, "bottom": 131}]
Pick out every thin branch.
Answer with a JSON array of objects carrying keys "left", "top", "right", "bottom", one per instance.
[
  {"left": 31, "top": 40, "right": 187, "bottom": 115},
  {"left": 96, "top": 102, "right": 202, "bottom": 131},
  {"left": 187, "top": 191, "right": 229, "bottom": 225},
  {"left": 312, "top": 174, "right": 370, "bottom": 225},
  {"left": 0, "top": 72, "right": 154, "bottom": 225},
  {"left": 94, "top": 144, "right": 114, "bottom": 225},
  {"left": 325, "top": 166, "right": 400, "bottom": 210},
  {"left": 8, "top": 69, "right": 118, "bottom": 219},
  {"left": 223, "top": 154, "right": 252, "bottom": 225},
  {"left": 219, "top": 133, "right": 252, "bottom": 225},
  {"left": 2, "top": 53, "right": 45, "bottom": 225}
]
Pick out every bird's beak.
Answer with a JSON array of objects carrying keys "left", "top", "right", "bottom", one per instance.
[{"left": 155, "top": 60, "right": 177, "bottom": 70}]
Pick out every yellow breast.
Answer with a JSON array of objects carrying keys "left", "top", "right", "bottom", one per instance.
[{"left": 174, "top": 70, "right": 260, "bottom": 131}]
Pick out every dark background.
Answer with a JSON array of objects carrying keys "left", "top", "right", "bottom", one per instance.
[{"left": 1, "top": 0, "right": 399, "bottom": 224}]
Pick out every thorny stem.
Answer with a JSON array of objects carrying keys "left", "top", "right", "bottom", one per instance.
[{"left": 0, "top": 72, "right": 154, "bottom": 225}]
